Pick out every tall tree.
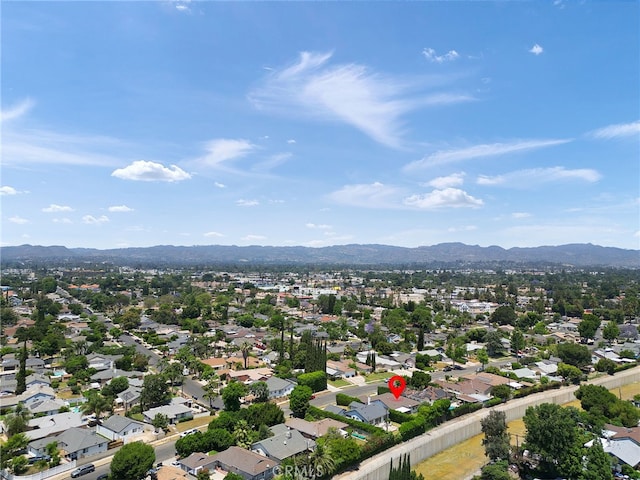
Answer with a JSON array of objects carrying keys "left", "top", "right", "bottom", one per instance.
[
  {"left": 15, "top": 342, "right": 27, "bottom": 395},
  {"left": 481, "top": 410, "right": 510, "bottom": 462},
  {"left": 289, "top": 385, "right": 312, "bottom": 418},
  {"left": 221, "top": 381, "right": 247, "bottom": 412},
  {"left": 140, "top": 374, "right": 171, "bottom": 410}
]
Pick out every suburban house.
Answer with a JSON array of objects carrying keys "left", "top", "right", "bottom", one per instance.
[
  {"left": 96, "top": 415, "right": 147, "bottom": 442},
  {"left": 284, "top": 418, "right": 348, "bottom": 440},
  {"left": 86, "top": 354, "right": 118, "bottom": 371},
  {"left": 326, "top": 360, "right": 356, "bottom": 379},
  {"left": 23, "top": 412, "right": 86, "bottom": 441},
  {"left": 251, "top": 427, "right": 315, "bottom": 461},
  {"left": 209, "top": 446, "right": 279, "bottom": 480},
  {"left": 334, "top": 400, "right": 389, "bottom": 426},
  {"left": 116, "top": 386, "right": 141, "bottom": 411},
  {"left": 265, "top": 376, "right": 296, "bottom": 399},
  {"left": 143, "top": 404, "right": 193, "bottom": 424},
  {"left": 176, "top": 452, "right": 215, "bottom": 476},
  {"left": 45, "top": 427, "right": 109, "bottom": 460},
  {"left": 586, "top": 424, "right": 640, "bottom": 469},
  {"left": 27, "top": 398, "right": 67, "bottom": 416},
  {"left": 369, "top": 392, "right": 420, "bottom": 414}
]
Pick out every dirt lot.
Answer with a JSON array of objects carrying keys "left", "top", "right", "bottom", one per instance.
[{"left": 413, "top": 382, "right": 640, "bottom": 480}]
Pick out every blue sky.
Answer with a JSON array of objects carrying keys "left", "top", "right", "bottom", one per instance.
[{"left": 2, "top": 1, "right": 639, "bottom": 250}]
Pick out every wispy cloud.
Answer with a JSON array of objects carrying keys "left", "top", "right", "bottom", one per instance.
[
  {"left": 529, "top": 44, "right": 544, "bottom": 55},
  {"left": 511, "top": 212, "right": 532, "bottom": 219},
  {"left": 42, "top": 204, "right": 73, "bottom": 213},
  {"left": 589, "top": 120, "right": 640, "bottom": 140},
  {"left": 403, "top": 188, "right": 483, "bottom": 209},
  {"left": 1, "top": 186, "right": 19, "bottom": 196},
  {"left": 327, "top": 182, "right": 401, "bottom": 208},
  {"left": 2, "top": 129, "right": 128, "bottom": 167},
  {"left": 108, "top": 205, "right": 134, "bottom": 212},
  {"left": 82, "top": 215, "right": 110, "bottom": 225},
  {"left": 214, "top": 182, "right": 226, "bottom": 188},
  {"left": 197, "top": 139, "right": 257, "bottom": 167},
  {"left": 306, "top": 223, "right": 332, "bottom": 230},
  {"left": 52, "top": 218, "right": 72, "bottom": 224},
  {"left": 1, "top": 98, "right": 35, "bottom": 122},
  {"left": 422, "top": 48, "right": 459, "bottom": 63},
  {"left": 477, "top": 166, "right": 601, "bottom": 186},
  {"left": 425, "top": 172, "right": 466, "bottom": 189},
  {"left": 252, "top": 153, "right": 292, "bottom": 172},
  {"left": 236, "top": 199, "right": 260, "bottom": 207},
  {"left": 287, "top": 139, "right": 296, "bottom": 144},
  {"left": 204, "top": 231, "right": 224, "bottom": 237},
  {"left": 404, "top": 139, "right": 571, "bottom": 170},
  {"left": 249, "top": 51, "right": 471, "bottom": 149},
  {"left": 242, "top": 234, "right": 266, "bottom": 241},
  {"left": 9, "top": 216, "right": 29, "bottom": 224},
  {"left": 111, "top": 160, "right": 191, "bottom": 182}
]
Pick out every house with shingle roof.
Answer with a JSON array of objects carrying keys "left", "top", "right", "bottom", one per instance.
[
  {"left": 344, "top": 400, "right": 389, "bottom": 426},
  {"left": 251, "top": 428, "right": 315, "bottom": 461},
  {"left": 209, "top": 446, "right": 279, "bottom": 480},
  {"left": 143, "top": 404, "right": 193, "bottom": 424},
  {"left": 284, "top": 418, "right": 348, "bottom": 439},
  {"left": 97, "top": 414, "right": 147, "bottom": 442},
  {"left": 586, "top": 424, "right": 640, "bottom": 469},
  {"left": 265, "top": 377, "right": 295, "bottom": 399}
]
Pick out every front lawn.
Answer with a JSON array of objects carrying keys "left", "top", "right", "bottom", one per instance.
[
  {"left": 328, "top": 378, "right": 350, "bottom": 388},
  {"left": 364, "top": 372, "right": 393, "bottom": 383}
]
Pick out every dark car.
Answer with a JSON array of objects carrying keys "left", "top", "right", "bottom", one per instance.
[
  {"left": 96, "top": 474, "right": 109, "bottom": 480},
  {"left": 70, "top": 464, "right": 95, "bottom": 478}
]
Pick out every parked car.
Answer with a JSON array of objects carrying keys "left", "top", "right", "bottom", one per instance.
[
  {"left": 71, "top": 464, "right": 95, "bottom": 478},
  {"left": 97, "top": 474, "right": 109, "bottom": 480}
]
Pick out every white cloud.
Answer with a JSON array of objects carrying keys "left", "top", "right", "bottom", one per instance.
[
  {"left": 42, "top": 204, "right": 74, "bottom": 213},
  {"left": 306, "top": 223, "right": 332, "bottom": 230},
  {"left": 477, "top": 167, "right": 602, "bottom": 186},
  {"left": 287, "top": 139, "right": 296, "bottom": 144},
  {"left": 214, "top": 182, "right": 226, "bottom": 188},
  {"left": 52, "top": 218, "right": 72, "bottom": 224},
  {"left": 111, "top": 160, "right": 191, "bottom": 182},
  {"left": 252, "top": 152, "right": 292, "bottom": 172},
  {"left": 426, "top": 172, "right": 466, "bottom": 189},
  {"left": 327, "top": 182, "right": 401, "bottom": 208},
  {"left": 1, "top": 98, "right": 35, "bottom": 122},
  {"left": 197, "top": 139, "right": 256, "bottom": 167},
  {"left": 204, "top": 231, "right": 224, "bottom": 237},
  {"left": 236, "top": 199, "right": 260, "bottom": 207},
  {"left": 511, "top": 212, "right": 532, "bottom": 219},
  {"left": 249, "top": 51, "right": 471, "bottom": 149},
  {"left": 108, "top": 205, "right": 134, "bottom": 212},
  {"left": 422, "top": 48, "right": 460, "bottom": 63},
  {"left": 0, "top": 186, "right": 18, "bottom": 196},
  {"left": 242, "top": 234, "right": 266, "bottom": 241},
  {"left": 403, "top": 188, "right": 483, "bottom": 209},
  {"left": 9, "top": 216, "right": 29, "bottom": 224},
  {"left": 589, "top": 120, "right": 640, "bottom": 139},
  {"left": 404, "top": 139, "right": 571, "bottom": 170},
  {"left": 82, "top": 215, "right": 110, "bottom": 225},
  {"left": 2, "top": 129, "right": 128, "bottom": 167},
  {"left": 529, "top": 44, "right": 544, "bottom": 55}
]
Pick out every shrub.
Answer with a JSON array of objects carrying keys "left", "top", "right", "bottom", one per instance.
[
  {"left": 297, "top": 371, "right": 327, "bottom": 393},
  {"left": 336, "top": 393, "right": 360, "bottom": 406}
]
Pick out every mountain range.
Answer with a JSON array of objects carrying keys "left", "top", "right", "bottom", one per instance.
[{"left": 1, "top": 243, "right": 639, "bottom": 268}]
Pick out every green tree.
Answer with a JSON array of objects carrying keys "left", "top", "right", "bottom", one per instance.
[
  {"left": 163, "top": 362, "right": 184, "bottom": 388},
  {"left": 578, "top": 314, "right": 601, "bottom": 342},
  {"left": 556, "top": 342, "right": 591, "bottom": 368},
  {"left": 481, "top": 410, "right": 510, "bottom": 462},
  {"left": 0, "top": 433, "right": 29, "bottom": 470},
  {"left": 289, "top": 385, "right": 312, "bottom": 418},
  {"left": 15, "top": 342, "right": 28, "bottom": 395},
  {"left": 479, "top": 461, "right": 511, "bottom": 480},
  {"left": 4, "top": 403, "right": 31, "bottom": 437},
  {"left": 249, "top": 381, "right": 269, "bottom": 403},
  {"left": 557, "top": 362, "right": 584, "bottom": 384},
  {"left": 306, "top": 441, "right": 336, "bottom": 478},
  {"left": 484, "top": 331, "right": 504, "bottom": 357},
  {"left": 152, "top": 413, "right": 169, "bottom": 432},
  {"left": 602, "top": 321, "right": 620, "bottom": 344},
  {"left": 140, "top": 374, "right": 171, "bottom": 410},
  {"left": 510, "top": 329, "right": 525, "bottom": 355},
  {"left": 582, "top": 440, "right": 613, "bottom": 480},
  {"left": 81, "top": 392, "right": 112, "bottom": 419},
  {"left": 476, "top": 349, "right": 489, "bottom": 371},
  {"left": 221, "top": 382, "right": 248, "bottom": 412},
  {"left": 224, "top": 473, "right": 244, "bottom": 480},
  {"left": 490, "top": 306, "right": 517, "bottom": 326},
  {"left": 110, "top": 441, "right": 155, "bottom": 480},
  {"left": 232, "top": 419, "right": 255, "bottom": 448}
]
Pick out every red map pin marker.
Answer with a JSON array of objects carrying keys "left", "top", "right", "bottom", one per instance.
[{"left": 388, "top": 375, "right": 406, "bottom": 399}]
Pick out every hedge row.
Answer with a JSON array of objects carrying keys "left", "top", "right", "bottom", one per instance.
[
  {"left": 513, "top": 381, "right": 562, "bottom": 398},
  {"left": 336, "top": 393, "right": 361, "bottom": 406},
  {"left": 389, "top": 409, "right": 415, "bottom": 424}
]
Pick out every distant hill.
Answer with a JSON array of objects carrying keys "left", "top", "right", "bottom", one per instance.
[{"left": 1, "top": 243, "right": 639, "bottom": 268}]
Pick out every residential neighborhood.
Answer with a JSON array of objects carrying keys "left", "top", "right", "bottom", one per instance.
[{"left": 0, "top": 264, "right": 639, "bottom": 480}]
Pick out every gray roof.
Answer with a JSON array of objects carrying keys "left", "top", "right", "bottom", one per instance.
[
  {"left": 101, "top": 415, "right": 144, "bottom": 434},
  {"left": 347, "top": 401, "right": 388, "bottom": 423},
  {"left": 265, "top": 376, "right": 295, "bottom": 392},
  {"left": 212, "top": 446, "right": 279, "bottom": 476},
  {"left": 57, "top": 427, "right": 109, "bottom": 453},
  {"left": 179, "top": 452, "right": 214, "bottom": 470},
  {"left": 324, "top": 405, "right": 345, "bottom": 416},
  {"left": 252, "top": 429, "right": 314, "bottom": 461}
]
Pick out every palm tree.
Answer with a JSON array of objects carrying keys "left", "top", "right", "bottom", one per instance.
[
  {"left": 307, "top": 442, "right": 335, "bottom": 478},
  {"left": 232, "top": 420, "right": 254, "bottom": 448},
  {"left": 240, "top": 341, "right": 252, "bottom": 369},
  {"left": 81, "top": 393, "right": 112, "bottom": 420}
]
